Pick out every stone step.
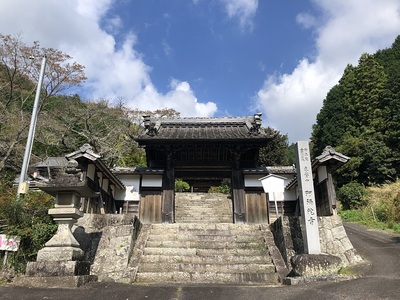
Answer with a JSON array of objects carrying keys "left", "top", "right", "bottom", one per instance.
[
  {"left": 176, "top": 203, "right": 230, "bottom": 206},
  {"left": 150, "top": 223, "right": 261, "bottom": 232},
  {"left": 148, "top": 234, "right": 263, "bottom": 243},
  {"left": 143, "top": 247, "right": 268, "bottom": 257},
  {"left": 175, "top": 218, "right": 233, "bottom": 223},
  {"left": 176, "top": 203, "right": 231, "bottom": 207},
  {"left": 135, "top": 191, "right": 277, "bottom": 285},
  {"left": 176, "top": 210, "right": 230, "bottom": 213},
  {"left": 145, "top": 240, "right": 263, "bottom": 249},
  {"left": 140, "top": 254, "right": 272, "bottom": 264},
  {"left": 135, "top": 271, "right": 279, "bottom": 284},
  {"left": 138, "top": 262, "right": 275, "bottom": 273},
  {"left": 174, "top": 193, "right": 232, "bottom": 224},
  {"left": 149, "top": 229, "right": 263, "bottom": 238}
]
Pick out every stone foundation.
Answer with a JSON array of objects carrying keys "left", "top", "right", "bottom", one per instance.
[
  {"left": 290, "top": 254, "right": 342, "bottom": 277},
  {"left": 271, "top": 215, "right": 362, "bottom": 276},
  {"left": 318, "top": 215, "right": 363, "bottom": 266}
]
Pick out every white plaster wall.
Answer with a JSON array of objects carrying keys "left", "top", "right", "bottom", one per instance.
[
  {"left": 244, "top": 175, "right": 263, "bottom": 187},
  {"left": 142, "top": 175, "right": 162, "bottom": 187},
  {"left": 113, "top": 175, "right": 140, "bottom": 201},
  {"left": 87, "top": 164, "right": 96, "bottom": 180}
]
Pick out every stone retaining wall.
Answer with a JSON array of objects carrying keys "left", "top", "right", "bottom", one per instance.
[
  {"left": 318, "top": 215, "right": 362, "bottom": 266},
  {"left": 271, "top": 215, "right": 362, "bottom": 271},
  {"left": 73, "top": 214, "right": 141, "bottom": 281}
]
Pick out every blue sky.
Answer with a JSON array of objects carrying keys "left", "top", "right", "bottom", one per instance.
[{"left": 1, "top": 1, "right": 400, "bottom": 143}]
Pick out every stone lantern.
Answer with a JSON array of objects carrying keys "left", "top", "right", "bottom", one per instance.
[{"left": 18, "top": 144, "right": 124, "bottom": 287}]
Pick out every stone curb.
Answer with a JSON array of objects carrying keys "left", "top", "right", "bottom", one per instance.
[{"left": 282, "top": 274, "right": 356, "bottom": 285}]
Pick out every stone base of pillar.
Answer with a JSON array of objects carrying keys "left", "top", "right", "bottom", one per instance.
[
  {"left": 36, "top": 246, "right": 84, "bottom": 262},
  {"left": 26, "top": 260, "right": 91, "bottom": 277},
  {"left": 14, "top": 260, "right": 97, "bottom": 288},
  {"left": 13, "top": 274, "right": 97, "bottom": 288}
]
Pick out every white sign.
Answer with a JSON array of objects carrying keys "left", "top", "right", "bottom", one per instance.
[
  {"left": 295, "top": 141, "right": 321, "bottom": 254},
  {"left": 0, "top": 234, "right": 20, "bottom": 252},
  {"left": 260, "top": 175, "right": 286, "bottom": 218}
]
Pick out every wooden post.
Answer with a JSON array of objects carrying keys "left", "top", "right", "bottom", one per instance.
[
  {"left": 162, "top": 168, "right": 174, "bottom": 223},
  {"left": 327, "top": 173, "right": 337, "bottom": 213},
  {"left": 232, "top": 169, "right": 245, "bottom": 223},
  {"left": 3, "top": 251, "right": 8, "bottom": 267}
]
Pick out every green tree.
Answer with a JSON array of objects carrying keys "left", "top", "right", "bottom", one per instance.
[
  {"left": 258, "top": 127, "right": 291, "bottom": 166},
  {"left": 353, "top": 53, "right": 387, "bottom": 132},
  {"left": 0, "top": 34, "right": 86, "bottom": 173},
  {"left": 311, "top": 65, "right": 358, "bottom": 157},
  {"left": 311, "top": 39, "right": 399, "bottom": 187},
  {"left": 375, "top": 36, "right": 400, "bottom": 174}
]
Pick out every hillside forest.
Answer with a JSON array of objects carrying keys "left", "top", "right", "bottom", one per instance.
[{"left": 311, "top": 36, "right": 400, "bottom": 229}]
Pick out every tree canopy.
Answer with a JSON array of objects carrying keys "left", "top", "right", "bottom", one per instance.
[{"left": 312, "top": 36, "right": 400, "bottom": 186}]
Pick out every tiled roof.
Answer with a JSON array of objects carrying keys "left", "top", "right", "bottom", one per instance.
[
  {"left": 31, "top": 157, "right": 68, "bottom": 168},
  {"left": 242, "top": 166, "right": 297, "bottom": 174},
  {"left": 112, "top": 167, "right": 164, "bottom": 175},
  {"left": 136, "top": 114, "right": 270, "bottom": 142}
]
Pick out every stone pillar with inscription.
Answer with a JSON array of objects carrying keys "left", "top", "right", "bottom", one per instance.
[{"left": 295, "top": 141, "right": 321, "bottom": 254}]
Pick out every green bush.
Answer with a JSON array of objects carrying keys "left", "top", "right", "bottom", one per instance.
[
  {"left": 0, "top": 191, "right": 57, "bottom": 273},
  {"left": 175, "top": 179, "right": 190, "bottom": 192},
  {"left": 337, "top": 181, "right": 367, "bottom": 210},
  {"left": 208, "top": 178, "right": 231, "bottom": 194}
]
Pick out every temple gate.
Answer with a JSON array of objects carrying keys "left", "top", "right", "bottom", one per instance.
[{"left": 135, "top": 114, "right": 273, "bottom": 224}]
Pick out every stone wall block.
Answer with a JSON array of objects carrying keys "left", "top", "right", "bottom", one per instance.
[
  {"left": 331, "top": 225, "right": 347, "bottom": 240},
  {"left": 345, "top": 249, "right": 363, "bottom": 265},
  {"left": 340, "top": 237, "right": 356, "bottom": 252}
]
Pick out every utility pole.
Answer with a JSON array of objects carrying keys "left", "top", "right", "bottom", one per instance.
[{"left": 17, "top": 56, "right": 47, "bottom": 199}]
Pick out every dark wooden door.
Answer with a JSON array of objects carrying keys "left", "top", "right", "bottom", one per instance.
[
  {"left": 139, "top": 191, "right": 162, "bottom": 223},
  {"left": 245, "top": 192, "right": 269, "bottom": 224}
]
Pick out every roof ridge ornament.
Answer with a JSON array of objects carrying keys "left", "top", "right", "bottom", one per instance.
[
  {"left": 143, "top": 115, "right": 158, "bottom": 136},
  {"left": 248, "top": 113, "right": 262, "bottom": 134}
]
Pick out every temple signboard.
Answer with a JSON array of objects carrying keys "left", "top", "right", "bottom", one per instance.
[
  {"left": 295, "top": 141, "right": 321, "bottom": 254},
  {"left": 0, "top": 234, "right": 20, "bottom": 252}
]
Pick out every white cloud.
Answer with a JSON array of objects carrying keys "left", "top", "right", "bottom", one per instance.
[
  {"left": 220, "top": 0, "right": 258, "bottom": 30},
  {"left": 132, "top": 79, "right": 218, "bottom": 117},
  {"left": 296, "top": 13, "right": 318, "bottom": 29},
  {"left": 104, "top": 16, "right": 123, "bottom": 34},
  {"left": 0, "top": 0, "right": 217, "bottom": 118},
  {"left": 255, "top": 0, "right": 400, "bottom": 143}
]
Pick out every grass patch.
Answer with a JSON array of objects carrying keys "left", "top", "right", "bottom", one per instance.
[
  {"left": 338, "top": 179, "right": 400, "bottom": 234},
  {"left": 338, "top": 267, "right": 357, "bottom": 276},
  {"left": 339, "top": 208, "right": 400, "bottom": 234}
]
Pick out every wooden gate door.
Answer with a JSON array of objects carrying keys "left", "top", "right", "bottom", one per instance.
[
  {"left": 245, "top": 191, "right": 269, "bottom": 224},
  {"left": 139, "top": 191, "right": 162, "bottom": 223}
]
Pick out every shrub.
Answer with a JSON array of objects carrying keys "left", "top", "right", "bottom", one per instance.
[
  {"left": 337, "top": 181, "right": 367, "bottom": 210},
  {"left": 175, "top": 179, "right": 190, "bottom": 192},
  {"left": 208, "top": 178, "right": 231, "bottom": 194},
  {"left": 0, "top": 191, "right": 57, "bottom": 273}
]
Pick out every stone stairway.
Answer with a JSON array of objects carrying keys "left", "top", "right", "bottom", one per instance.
[
  {"left": 134, "top": 223, "right": 279, "bottom": 285},
  {"left": 175, "top": 192, "right": 232, "bottom": 223}
]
